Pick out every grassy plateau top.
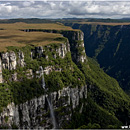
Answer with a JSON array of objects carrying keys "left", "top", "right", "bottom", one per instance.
[
  {"left": 0, "top": 22, "right": 75, "bottom": 52},
  {"left": 76, "top": 22, "right": 130, "bottom": 26}
]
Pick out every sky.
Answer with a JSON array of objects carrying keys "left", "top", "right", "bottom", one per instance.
[{"left": 0, "top": 1, "right": 130, "bottom": 19}]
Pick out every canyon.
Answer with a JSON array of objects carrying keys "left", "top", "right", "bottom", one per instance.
[
  {"left": 0, "top": 22, "right": 130, "bottom": 129},
  {"left": 66, "top": 22, "right": 130, "bottom": 94}
]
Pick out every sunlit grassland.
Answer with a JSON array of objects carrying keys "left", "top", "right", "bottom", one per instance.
[
  {"left": 0, "top": 22, "right": 74, "bottom": 30},
  {"left": 77, "top": 22, "right": 130, "bottom": 26},
  {"left": 0, "top": 23, "right": 74, "bottom": 51}
]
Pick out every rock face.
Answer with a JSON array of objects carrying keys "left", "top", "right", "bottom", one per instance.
[
  {"left": 0, "top": 85, "right": 87, "bottom": 129},
  {"left": 9, "top": 52, "right": 17, "bottom": 70},
  {"left": 25, "top": 66, "right": 62, "bottom": 79},
  {"left": 68, "top": 23, "right": 130, "bottom": 93},
  {"left": 31, "top": 42, "right": 70, "bottom": 60},
  {"left": 0, "top": 51, "right": 25, "bottom": 82},
  {"left": 47, "top": 30, "right": 87, "bottom": 64},
  {"left": 0, "top": 58, "right": 2, "bottom": 83},
  {"left": 1, "top": 52, "right": 17, "bottom": 70},
  {"left": 21, "top": 29, "right": 87, "bottom": 64},
  {"left": 9, "top": 73, "right": 17, "bottom": 82},
  {"left": 32, "top": 46, "right": 43, "bottom": 58},
  {"left": 0, "top": 103, "right": 19, "bottom": 128},
  {"left": 18, "top": 51, "right": 25, "bottom": 67},
  {"left": 1, "top": 51, "right": 25, "bottom": 70},
  {"left": 26, "top": 69, "right": 34, "bottom": 79},
  {"left": 0, "top": 29, "right": 88, "bottom": 128},
  {"left": 62, "top": 31, "right": 87, "bottom": 64},
  {"left": 1, "top": 52, "right": 9, "bottom": 70},
  {"left": 43, "top": 66, "right": 54, "bottom": 75},
  {"left": 56, "top": 43, "right": 69, "bottom": 58}
]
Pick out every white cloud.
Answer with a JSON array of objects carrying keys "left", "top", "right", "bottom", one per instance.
[
  {"left": 23, "top": 2, "right": 32, "bottom": 7},
  {"left": 0, "top": 1, "right": 130, "bottom": 19},
  {"left": 0, "top": 3, "right": 18, "bottom": 16}
]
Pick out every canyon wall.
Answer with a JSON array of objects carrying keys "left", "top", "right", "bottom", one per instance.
[
  {"left": 0, "top": 85, "right": 87, "bottom": 129},
  {"left": 67, "top": 23, "right": 130, "bottom": 94},
  {"left": 0, "top": 30, "right": 88, "bottom": 128}
]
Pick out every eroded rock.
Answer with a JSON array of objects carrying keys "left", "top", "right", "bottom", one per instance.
[
  {"left": 0, "top": 85, "right": 87, "bottom": 129},
  {"left": 18, "top": 51, "right": 25, "bottom": 67}
]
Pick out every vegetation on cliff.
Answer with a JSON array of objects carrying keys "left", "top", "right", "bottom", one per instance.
[
  {"left": 68, "top": 23, "right": 130, "bottom": 95},
  {"left": 0, "top": 22, "right": 130, "bottom": 129},
  {"left": 65, "top": 57, "right": 130, "bottom": 129}
]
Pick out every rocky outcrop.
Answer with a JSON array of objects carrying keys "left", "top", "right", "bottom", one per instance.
[
  {"left": 31, "top": 42, "right": 70, "bottom": 60},
  {"left": 0, "top": 38, "right": 70, "bottom": 82},
  {"left": 77, "top": 55, "right": 86, "bottom": 63},
  {"left": 0, "top": 51, "right": 25, "bottom": 82},
  {"left": 1, "top": 52, "right": 10, "bottom": 70},
  {"left": 61, "top": 31, "right": 87, "bottom": 64},
  {"left": 31, "top": 46, "right": 43, "bottom": 58},
  {"left": 26, "top": 69, "right": 34, "bottom": 79},
  {"left": 56, "top": 43, "right": 70, "bottom": 58},
  {"left": 0, "top": 103, "right": 19, "bottom": 128},
  {"left": 36, "top": 66, "right": 62, "bottom": 77},
  {"left": 68, "top": 23, "right": 130, "bottom": 93},
  {"left": 43, "top": 66, "right": 54, "bottom": 75},
  {"left": 1, "top": 51, "right": 25, "bottom": 71},
  {"left": 36, "top": 66, "right": 44, "bottom": 78},
  {"left": 18, "top": 51, "right": 25, "bottom": 67},
  {"left": 0, "top": 58, "right": 2, "bottom": 83},
  {"left": 0, "top": 85, "right": 87, "bottom": 129},
  {"left": 9, "top": 73, "right": 17, "bottom": 82},
  {"left": 0, "top": 29, "right": 88, "bottom": 129},
  {"left": 9, "top": 52, "right": 17, "bottom": 70},
  {"left": 21, "top": 29, "right": 87, "bottom": 64},
  {"left": 1, "top": 52, "right": 17, "bottom": 70},
  {"left": 47, "top": 31, "right": 87, "bottom": 63}
]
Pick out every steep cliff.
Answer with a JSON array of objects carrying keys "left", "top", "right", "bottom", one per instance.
[
  {"left": 0, "top": 24, "right": 130, "bottom": 129},
  {"left": 0, "top": 29, "right": 88, "bottom": 129},
  {"left": 21, "top": 29, "right": 87, "bottom": 64},
  {"left": 66, "top": 23, "right": 130, "bottom": 94},
  {"left": 0, "top": 86, "right": 87, "bottom": 129}
]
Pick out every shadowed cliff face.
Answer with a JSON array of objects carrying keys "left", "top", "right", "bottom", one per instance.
[{"left": 68, "top": 23, "right": 130, "bottom": 94}]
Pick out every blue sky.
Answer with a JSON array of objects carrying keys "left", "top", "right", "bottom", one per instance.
[{"left": 0, "top": 1, "right": 130, "bottom": 19}]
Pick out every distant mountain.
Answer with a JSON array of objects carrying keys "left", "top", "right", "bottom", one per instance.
[
  {"left": 122, "top": 18, "right": 130, "bottom": 20},
  {"left": 1, "top": 18, "right": 130, "bottom": 24}
]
